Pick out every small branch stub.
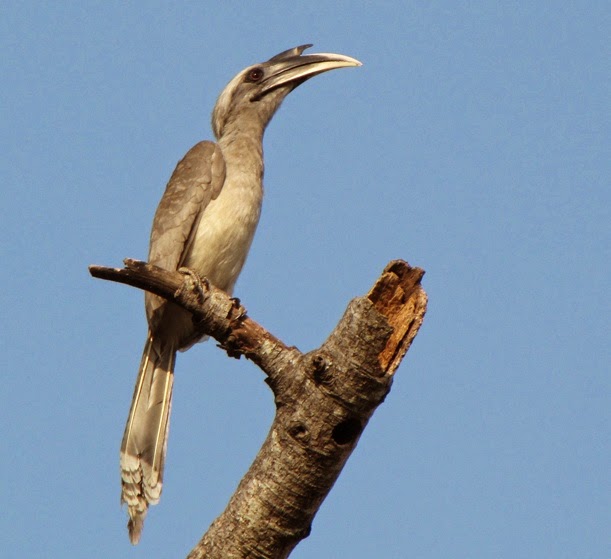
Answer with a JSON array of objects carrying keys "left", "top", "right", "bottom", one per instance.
[{"left": 309, "top": 353, "right": 331, "bottom": 385}]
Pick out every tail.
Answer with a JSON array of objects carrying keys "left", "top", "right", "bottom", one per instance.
[{"left": 120, "top": 332, "right": 175, "bottom": 544}]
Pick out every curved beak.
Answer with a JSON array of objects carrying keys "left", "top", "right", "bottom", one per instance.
[{"left": 254, "top": 44, "right": 362, "bottom": 100}]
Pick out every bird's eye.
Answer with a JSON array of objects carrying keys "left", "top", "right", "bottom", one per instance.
[{"left": 247, "top": 67, "right": 264, "bottom": 82}]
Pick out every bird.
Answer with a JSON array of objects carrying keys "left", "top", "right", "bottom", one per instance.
[{"left": 119, "top": 44, "right": 361, "bottom": 544}]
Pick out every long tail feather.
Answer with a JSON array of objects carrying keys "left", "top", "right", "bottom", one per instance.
[{"left": 120, "top": 332, "right": 175, "bottom": 544}]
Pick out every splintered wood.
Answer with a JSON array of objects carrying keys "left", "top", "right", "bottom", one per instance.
[{"left": 367, "top": 260, "right": 427, "bottom": 374}]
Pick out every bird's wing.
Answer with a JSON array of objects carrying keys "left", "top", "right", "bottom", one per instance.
[
  {"left": 145, "top": 141, "right": 226, "bottom": 322},
  {"left": 148, "top": 140, "right": 226, "bottom": 269}
]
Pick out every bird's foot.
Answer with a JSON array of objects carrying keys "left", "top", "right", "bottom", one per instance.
[
  {"left": 177, "top": 267, "right": 210, "bottom": 306},
  {"left": 229, "top": 296, "right": 247, "bottom": 319}
]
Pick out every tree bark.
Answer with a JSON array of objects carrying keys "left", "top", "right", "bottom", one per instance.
[{"left": 89, "top": 259, "right": 427, "bottom": 558}]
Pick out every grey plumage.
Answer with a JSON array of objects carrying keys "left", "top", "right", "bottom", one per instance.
[{"left": 119, "top": 44, "right": 361, "bottom": 544}]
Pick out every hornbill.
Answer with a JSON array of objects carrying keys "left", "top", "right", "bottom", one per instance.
[{"left": 119, "top": 44, "right": 361, "bottom": 544}]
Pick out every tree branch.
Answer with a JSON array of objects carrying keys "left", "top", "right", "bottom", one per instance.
[{"left": 89, "top": 258, "right": 427, "bottom": 558}]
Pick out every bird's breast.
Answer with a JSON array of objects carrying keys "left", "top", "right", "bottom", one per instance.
[{"left": 181, "top": 174, "right": 263, "bottom": 295}]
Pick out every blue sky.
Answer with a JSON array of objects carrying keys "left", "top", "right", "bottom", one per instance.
[{"left": 1, "top": 2, "right": 608, "bottom": 558}]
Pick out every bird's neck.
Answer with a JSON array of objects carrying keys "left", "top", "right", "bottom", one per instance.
[{"left": 218, "top": 128, "right": 265, "bottom": 184}]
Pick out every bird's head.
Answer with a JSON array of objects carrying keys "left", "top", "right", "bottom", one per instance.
[{"left": 212, "top": 44, "right": 361, "bottom": 139}]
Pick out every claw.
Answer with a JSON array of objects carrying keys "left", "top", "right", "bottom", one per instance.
[{"left": 177, "top": 267, "right": 209, "bottom": 304}]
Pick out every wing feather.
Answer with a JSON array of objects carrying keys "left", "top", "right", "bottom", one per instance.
[
  {"left": 145, "top": 141, "right": 226, "bottom": 323},
  {"left": 148, "top": 140, "right": 226, "bottom": 270}
]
